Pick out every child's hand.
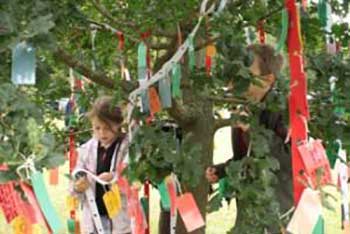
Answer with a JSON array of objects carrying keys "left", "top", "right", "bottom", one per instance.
[
  {"left": 98, "top": 172, "right": 113, "bottom": 182},
  {"left": 206, "top": 166, "right": 219, "bottom": 184},
  {"left": 74, "top": 177, "right": 89, "bottom": 193}
]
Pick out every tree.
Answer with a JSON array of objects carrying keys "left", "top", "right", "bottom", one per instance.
[{"left": 0, "top": 0, "right": 349, "bottom": 233}]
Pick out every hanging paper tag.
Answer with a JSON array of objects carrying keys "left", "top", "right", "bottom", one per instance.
[
  {"left": 31, "top": 171, "right": 64, "bottom": 233},
  {"left": 11, "top": 42, "right": 36, "bottom": 85},
  {"left": 188, "top": 36, "right": 195, "bottom": 71},
  {"left": 322, "top": 185, "right": 342, "bottom": 234},
  {"left": 66, "top": 195, "right": 79, "bottom": 211},
  {"left": 287, "top": 188, "right": 322, "bottom": 234},
  {"left": 176, "top": 193, "right": 205, "bottom": 232},
  {"left": 49, "top": 167, "right": 59, "bottom": 185},
  {"left": 103, "top": 189, "right": 121, "bottom": 219},
  {"left": 297, "top": 139, "right": 332, "bottom": 187},
  {"left": 206, "top": 45, "right": 216, "bottom": 57},
  {"left": 11, "top": 216, "right": 28, "bottom": 234},
  {"left": 67, "top": 218, "right": 75, "bottom": 233},
  {"left": 0, "top": 182, "right": 20, "bottom": 223},
  {"left": 158, "top": 75, "right": 172, "bottom": 108},
  {"left": 148, "top": 87, "right": 161, "bottom": 114},
  {"left": 344, "top": 221, "right": 350, "bottom": 234},
  {"left": 138, "top": 42, "right": 147, "bottom": 80},
  {"left": 171, "top": 64, "right": 182, "bottom": 98}
]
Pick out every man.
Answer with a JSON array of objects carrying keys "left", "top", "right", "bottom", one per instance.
[{"left": 206, "top": 44, "right": 293, "bottom": 233}]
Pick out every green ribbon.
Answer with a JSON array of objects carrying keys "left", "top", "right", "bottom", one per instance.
[
  {"left": 31, "top": 171, "right": 64, "bottom": 234},
  {"left": 158, "top": 75, "right": 172, "bottom": 108},
  {"left": 318, "top": 0, "right": 328, "bottom": 28},
  {"left": 140, "top": 197, "right": 149, "bottom": 216},
  {"left": 171, "top": 63, "right": 182, "bottom": 98},
  {"left": 275, "top": 9, "right": 289, "bottom": 53},
  {"left": 188, "top": 35, "right": 195, "bottom": 71},
  {"left": 312, "top": 216, "right": 324, "bottom": 234},
  {"left": 158, "top": 181, "right": 171, "bottom": 210},
  {"left": 138, "top": 42, "right": 147, "bottom": 80},
  {"left": 326, "top": 141, "right": 339, "bottom": 169},
  {"left": 67, "top": 218, "right": 75, "bottom": 233}
]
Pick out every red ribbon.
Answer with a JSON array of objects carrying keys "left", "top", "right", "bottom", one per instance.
[
  {"left": 116, "top": 32, "right": 125, "bottom": 50},
  {"left": 285, "top": 0, "right": 310, "bottom": 205},
  {"left": 69, "top": 131, "right": 77, "bottom": 174},
  {"left": 205, "top": 56, "right": 212, "bottom": 76},
  {"left": 144, "top": 180, "right": 150, "bottom": 234},
  {"left": 257, "top": 20, "right": 266, "bottom": 44}
]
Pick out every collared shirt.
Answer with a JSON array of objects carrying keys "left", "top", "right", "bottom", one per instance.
[{"left": 95, "top": 139, "right": 119, "bottom": 216}]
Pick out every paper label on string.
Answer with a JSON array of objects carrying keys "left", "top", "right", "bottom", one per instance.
[
  {"left": 49, "top": 167, "right": 59, "bottom": 185},
  {"left": 11, "top": 42, "right": 36, "bottom": 85},
  {"left": 11, "top": 215, "right": 27, "bottom": 234},
  {"left": 103, "top": 188, "right": 121, "bottom": 219},
  {"left": 287, "top": 188, "right": 322, "bottom": 234},
  {"left": 322, "top": 185, "right": 342, "bottom": 234},
  {"left": 176, "top": 193, "right": 205, "bottom": 232},
  {"left": 206, "top": 45, "right": 216, "bottom": 57},
  {"left": 158, "top": 75, "right": 172, "bottom": 108},
  {"left": 297, "top": 139, "right": 332, "bottom": 187},
  {"left": 171, "top": 64, "right": 182, "bottom": 98},
  {"left": 148, "top": 87, "right": 161, "bottom": 114},
  {"left": 66, "top": 196, "right": 79, "bottom": 211}
]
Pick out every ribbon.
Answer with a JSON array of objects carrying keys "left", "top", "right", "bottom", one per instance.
[
  {"left": 31, "top": 171, "right": 64, "bottom": 233},
  {"left": 275, "top": 8, "right": 289, "bottom": 52},
  {"left": 11, "top": 42, "right": 36, "bottom": 85},
  {"left": 257, "top": 20, "right": 266, "bottom": 44},
  {"left": 116, "top": 32, "right": 125, "bottom": 51},
  {"left": 171, "top": 63, "right": 182, "bottom": 98},
  {"left": 285, "top": 0, "right": 310, "bottom": 205},
  {"left": 188, "top": 35, "right": 196, "bottom": 71}
]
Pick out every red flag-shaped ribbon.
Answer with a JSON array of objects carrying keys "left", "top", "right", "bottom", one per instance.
[{"left": 285, "top": 0, "right": 310, "bottom": 205}]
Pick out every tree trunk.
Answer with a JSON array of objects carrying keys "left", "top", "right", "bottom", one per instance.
[{"left": 175, "top": 99, "right": 214, "bottom": 234}]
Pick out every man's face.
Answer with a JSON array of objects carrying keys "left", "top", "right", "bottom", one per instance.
[
  {"left": 246, "top": 56, "right": 275, "bottom": 102},
  {"left": 91, "top": 118, "right": 119, "bottom": 147}
]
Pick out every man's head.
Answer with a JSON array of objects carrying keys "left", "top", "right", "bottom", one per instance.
[
  {"left": 245, "top": 44, "right": 284, "bottom": 102},
  {"left": 247, "top": 44, "right": 284, "bottom": 76}
]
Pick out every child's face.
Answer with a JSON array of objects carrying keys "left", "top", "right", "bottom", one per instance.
[{"left": 91, "top": 118, "right": 120, "bottom": 147}]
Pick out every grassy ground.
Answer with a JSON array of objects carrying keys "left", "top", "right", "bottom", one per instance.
[{"left": 0, "top": 126, "right": 236, "bottom": 234}]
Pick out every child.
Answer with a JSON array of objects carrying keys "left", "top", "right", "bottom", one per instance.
[{"left": 72, "top": 96, "right": 131, "bottom": 234}]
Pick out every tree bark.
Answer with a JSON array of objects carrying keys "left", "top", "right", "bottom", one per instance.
[{"left": 176, "top": 98, "right": 215, "bottom": 234}]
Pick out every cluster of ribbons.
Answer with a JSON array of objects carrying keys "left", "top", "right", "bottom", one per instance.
[
  {"left": 0, "top": 159, "right": 64, "bottom": 234},
  {"left": 283, "top": 1, "right": 349, "bottom": 233}
]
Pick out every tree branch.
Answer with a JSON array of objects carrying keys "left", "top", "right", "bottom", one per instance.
[
  {"left": 208, "top": 96, "right": 248, "bottom": 104},
  {"left": 168, "top": 99, "right": 196, "bottom": 126},
  {"left": 214, "top": 117, "right": 236, "bottom": 132},
  {"left": 90, "top": 0, "right": 136, "bottom": 29},
  {"left": 53, "top": 47, "right": 136, "bottom": 92}
]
